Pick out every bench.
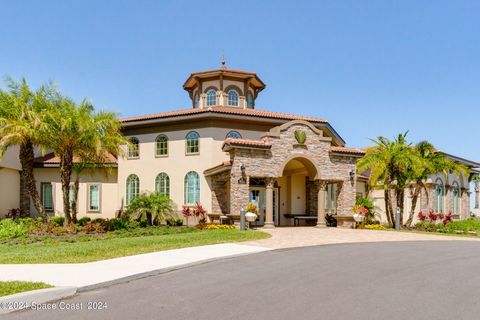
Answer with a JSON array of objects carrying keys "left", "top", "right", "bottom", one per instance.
[{"left": 334, "top": 215, "right": 356, "bottom": 229}]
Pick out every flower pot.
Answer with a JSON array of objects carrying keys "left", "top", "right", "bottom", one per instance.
[
  {"left": 353, "top": 213, "right": 365, "bottom": 223},
  {"left": 245, "top": 212, "right": 257, "bottom": 222}
]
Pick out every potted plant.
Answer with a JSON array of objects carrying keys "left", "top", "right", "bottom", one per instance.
[
  {"left": 352, "top": 204, "right": 368, "bottom": 223},
  {"left": 245, "top": 203, "right": 258, "bottom": 222}
]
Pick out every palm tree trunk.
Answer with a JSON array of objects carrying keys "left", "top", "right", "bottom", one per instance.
[
  {"left": 405, "top": 186, "right": 421, "bottom": 227},
  {"left": 384, "top": 188, "right": 393, "bottom": 227},
  {"left": 60, "top": 149, "right": 74, "bottom": 224},
  {"left": 71, "top": 174, "right": 80, "bottom": 224},
  {"left": 19, "top": 141, "right": 47, "bottom": 219},
  {"left": 396, "top": 188, "right": 405, "bottom": 226}
]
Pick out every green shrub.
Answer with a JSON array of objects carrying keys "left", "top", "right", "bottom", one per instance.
[
  {"left": 0, "top": 219, "right": 29, "bottom": 239},
  {"left": 127, "top": 220, "right": 140, "bottom": 229},
  {"left": 109, "top": 218, "right": 127, "bottom": 231},
  {"left": 51, "top": 216, "right": 65, "bottom": 226},
  {"left": 77, "top": 217, "right": 91, "bottom": 226},
  {"left": 175, "top": 218, "right": 184, "bottom": 226},
  {"left": 91, "top": 218, "right": 106, "bottom": 225}
]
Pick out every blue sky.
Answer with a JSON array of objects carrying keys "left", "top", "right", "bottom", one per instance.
[{"left": 0, "top": 0, "right": 479, "bottom": 160}]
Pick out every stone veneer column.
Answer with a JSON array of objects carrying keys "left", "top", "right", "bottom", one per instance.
[
  {"left": 316, "top": 181, "right": 327, "bottom": 228},
  {"left": 264, "top": 178, "right": 275, "bottom": 228}
]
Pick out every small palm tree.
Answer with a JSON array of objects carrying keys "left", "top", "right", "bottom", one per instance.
[
  {"left": 357, "top": 132, "right": 422, "bottom": 227},
  {"left": 44, "top": 96, "right": 127, "bottom": 224},
  {"left": 0, "top": 78, "right": 56, "bottom": 219},
  {"left": 125, "top": 192, "right": 175, "bottom": 225}
]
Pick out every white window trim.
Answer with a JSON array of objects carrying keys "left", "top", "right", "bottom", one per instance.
[{"left": 87, "top": 184, "right": 102, "bottom": 213}]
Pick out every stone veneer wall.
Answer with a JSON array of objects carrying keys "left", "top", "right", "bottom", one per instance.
[
  {"left": 227, "top": 121, "right": 358, "bottom": 217},
  {"left": 210, "top": 171, "right": 230, "bottom": 215}
]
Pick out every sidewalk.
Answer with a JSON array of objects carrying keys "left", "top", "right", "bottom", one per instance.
[{"left": 0, "top": 243, "right": 269, "bottom": 289}]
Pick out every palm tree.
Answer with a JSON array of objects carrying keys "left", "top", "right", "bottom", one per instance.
[
  {"left": 126, "top": 192, "right": 175, "bottom": 225},
  {"left": 0, "top": 78, "right": 55, "bottom": 219},
  {"left": 44, "top": 96, "right": 127, "bottom": 224},
  {"left": 404, "top": 141, "right": 469, "bottom": 226},
  {"left": 357, "top": 132, "right": 421, "bottom": 227}
]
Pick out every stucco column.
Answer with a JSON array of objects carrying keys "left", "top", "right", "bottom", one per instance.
[
  {"left": 264, "top": 178, "right": 275, "bottom": 228},
  {"left": 316, "top": 181, "right": 327, "bottom": 228}
]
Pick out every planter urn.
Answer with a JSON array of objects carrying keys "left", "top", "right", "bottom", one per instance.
[{"left": 245, "top": 212, "right": 257, "bottom": 222}]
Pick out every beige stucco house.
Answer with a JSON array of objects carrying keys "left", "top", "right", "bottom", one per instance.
[{"left": 1, "top": 66, "right": 479, "bottom": 226}]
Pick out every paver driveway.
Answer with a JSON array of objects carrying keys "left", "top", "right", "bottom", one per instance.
[{"left": 244, "top": 227, "right": 479, "bottom": 249}]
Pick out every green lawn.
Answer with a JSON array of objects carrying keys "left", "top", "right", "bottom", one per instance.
[
  {"left": 0, "top": 229, "right": 269, "bottom": 264},
  {"left": 0, "top": 281, "right": 53, "bottom": 297}
]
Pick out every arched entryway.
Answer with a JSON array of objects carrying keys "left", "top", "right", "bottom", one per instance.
[{"left": 248, "top": 156, "right": 330, "bottom": 228}]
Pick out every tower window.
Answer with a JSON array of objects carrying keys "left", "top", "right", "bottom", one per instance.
[
  {"left": 247, "top": 93, "right": 254, "bottom": 109},
  {"left": 228, "top": 90, "right": 239, "bottom": 106},
  {"left": 194, "top": 94, "right": 199, "bottom": 108},
  {"left": 206, "top": 90, "right": 216, "bottom": 106},
  {"left": 226, "top": 131, "right": 242, "bottom": 139}
]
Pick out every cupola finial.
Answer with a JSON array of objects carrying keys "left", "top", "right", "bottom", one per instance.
[{"left": 221, "top": 50, "right": 226, "bottom": 68}]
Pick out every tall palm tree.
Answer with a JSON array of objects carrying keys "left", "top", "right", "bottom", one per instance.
[
  {"left": 44, "top": 96, "right": 127, "bottom": 223},
  {"left": 0, "top": 78, "right": 55, "bottom": 219},
  {"left": 357, "top": 132, "right": 421, "bottom": 227},
  {"left": 404, "top": 141, "right": 469, "bottom": 226}
]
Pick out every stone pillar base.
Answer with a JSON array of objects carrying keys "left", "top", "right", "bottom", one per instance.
[
  {"left": 263, "top": 223, "right": 275, "bottom": 229},
  {"left": 315, "top": 222, "right": 327, "bottom": 228}
]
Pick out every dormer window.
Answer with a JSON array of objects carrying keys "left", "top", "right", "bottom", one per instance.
[
  {"left": 228, "top": 90, "right": 239, "bottom": 106},
  {"left": 247, "top": 93, "right": 254, "bottom": 109},
  {"left": 206, "top": 90, "right": 216, "bottom": 106}
]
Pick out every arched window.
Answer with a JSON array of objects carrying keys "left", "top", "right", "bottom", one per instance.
[
  {"left": 247, "top": 93, "right": 254, "bottom": 109},
  {"left": 128, "top": 137, "right": 139, "bottom": 158},
  {"left": 206, "top": 90, "right": 216, "bottom": 106},
  {"left": 184, "top": 171, "right": 200, "bottom": 205},
  {"left": 194, "top": 93, "right": 199, "bottom": 108},
  {"left": 451, "top": 182, "right": 459, "bottom": 213},
  {"left": 226, "top": 131, "right": 242, "bottom": 139},
  {"left": 126, "top": 174, "right": 140, "bottom": 205},
  {"left": 155, "top": 135, "right": 168, "bottom": 156},
  {"left": 228, "top": 90, "right": 239, "bottom": 106},
  {"left": 186, "top": 131, "right": 199, "bottom": 154},
  {"left": 155, "top": 173, "right": 170, "bottom": 197},
  {"left": 435, "top": 179, "right": 444, "bottom": 213}
]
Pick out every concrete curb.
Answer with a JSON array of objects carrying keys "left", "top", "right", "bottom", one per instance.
[
  {"left": 78, "top": 249, "right": 269, "bottom": 292},
  {"left": 0, "top": 286, "right": 77, "bottom": 315}
]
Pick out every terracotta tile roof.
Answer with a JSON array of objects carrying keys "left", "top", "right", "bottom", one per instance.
[
  {"left": 329, "top": 146, "right": 366, "bottom": 155},
  {"left": 223, "top": 138, "right": 272, "bottom": 149},
  {"left": 34, "top": 152, "right": 117, "bottom": 166},
  {"left": 203, "top": 160, "right": 232, "bottom": 176},
  {"left": 121, "top": 106, "right": 328, "bottom": 124},
  {"left": 190, "top": 68, "right": 258, "bottom": 76}
]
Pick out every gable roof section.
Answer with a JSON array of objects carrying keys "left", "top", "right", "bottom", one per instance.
[
  {"left": 222, "top": 138, "right": 272, "bottom": 151},
  {"left": 34, "top": 152, "right": 118, "bottom": 168},
  {"left": 329, "top": 146, "right": 366, "bottom": 157}
]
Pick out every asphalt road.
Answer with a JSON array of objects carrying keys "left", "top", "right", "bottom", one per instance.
[{"left": 6, "top": 241, "right": 480, "bottom": 320}]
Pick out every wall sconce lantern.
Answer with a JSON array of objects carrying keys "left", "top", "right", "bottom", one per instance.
[{"left": 349, "top": 170, "right": 355, "bottom": 180}]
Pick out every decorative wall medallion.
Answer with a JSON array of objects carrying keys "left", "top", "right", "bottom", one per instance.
[{"left": 294, "top": 130, "right": 307, "bottom": 145}]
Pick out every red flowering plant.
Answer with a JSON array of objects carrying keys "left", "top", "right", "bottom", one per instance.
[
  {"left": 194, "top": 202, "right": 207, "bottom": 224},
  {"left": 428, "top": 209, "right": 438, "bottom": 222},
  {"left": 438, "top": 213, "right": 445, "bottom": 220},
  {"left": 352, "top": 205, "right": 369, "bottom": 216},
  {"left": 418, "top": 211, "right": 426, "bottom": 221},
  {"left": 182, "top": 205, "right": 192, "bottom": 225}
]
